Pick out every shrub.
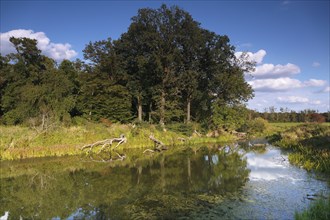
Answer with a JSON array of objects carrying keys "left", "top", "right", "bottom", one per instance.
[
  {"left": 166, "top": 123, "right": 197, "bottom": 136},
  {"left": 241, "top": 117, "right": 270, "bottom": 134}
]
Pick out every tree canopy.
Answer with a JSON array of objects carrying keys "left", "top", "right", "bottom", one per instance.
[{"left": 0, "top": 4, "right": 255, "bottom": 130}]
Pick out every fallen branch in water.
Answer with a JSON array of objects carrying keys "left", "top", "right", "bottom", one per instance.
[
  {"left": 149, "top": 134, "right": 167, "bottom": 151},
  {"left": 143, "top": 134, "right": 168, "bottom": 154},
  {"left": 81, "top": 134, "right": 127, "bottom": 153}
]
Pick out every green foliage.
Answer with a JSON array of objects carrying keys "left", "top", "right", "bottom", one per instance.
[
  {"left": 269, "top": 124, "right": 330, "bottom": 173},
  {"left": 209, "top": 103, "right": 249, "bottom": 131},
  {"left": 295, "top": 196, "right": 330, "bottom": 220},
  {"left": 1, "top": 5, "right": 254, "bottom": 130},
  {"left": 166, "top": 122, "right": 200, "bottom": 136},
  {"left": 242, "top": 117, "right": 270, "bottom": 134},
  {"left": 0, "top": 39, "right": 77, "bottom": 126}
]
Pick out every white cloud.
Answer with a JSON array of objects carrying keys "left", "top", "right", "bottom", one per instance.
[
  {"left": 235, "top": 49, "right": 266, "bottom": 65},
  {"left": 252, "top": 63, "right": 300, "bottom": 79},
  {"left": 310, "top": 100, "right": 322, "bottom": 105},
  {"left": 322, "top": 86, "right": 330, "bottom": 93},
  {"left": 303, "top": 79, "right": 326, "bottom": 87},
  {"left": 312, "top": 62, "right": 320, "bottom": 67},
  {"left": 277, "top": 96, "right": 309, "bottom": 104},
  {"left": 248, "top": 77, "right": 302, "bottom": 92},
  {"left": 277, "top": 96, "right": 322, "bottom": 105},
  {"left": 0, "top": 29, "right": 77, "bottom": 61},
  {"left": 248, "top": 77, "right": 327, "bottom": 92}
]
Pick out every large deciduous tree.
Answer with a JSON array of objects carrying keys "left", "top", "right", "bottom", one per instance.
[
  {"left": 79, "top": 38, "right": 133, "bottom": 122},
  {"left": 1, "top": 5, "right": 254, "bottom": 129},
  {"left": 0, "top": 37, "right": 77, "bottom": 126}
]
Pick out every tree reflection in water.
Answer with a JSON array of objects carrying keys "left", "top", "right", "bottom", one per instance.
[{"left": 0, "top": 146, "right": 249, "bottom": 219}]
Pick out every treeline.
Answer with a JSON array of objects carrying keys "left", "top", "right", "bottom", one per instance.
[
  {"left": 249, "top": 107, "right": 330, "bottom": 123},
  {"left": 0, "top": 5, "right": 254, "bottom": 129}
]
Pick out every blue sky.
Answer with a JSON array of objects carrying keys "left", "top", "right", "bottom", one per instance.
[{"left": 1, "top": 0, "right": 329, "bottom": 112}]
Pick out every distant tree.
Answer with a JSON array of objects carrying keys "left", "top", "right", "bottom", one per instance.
[{"left": 310, "top": 113, "right": 326, "bottom": 123}]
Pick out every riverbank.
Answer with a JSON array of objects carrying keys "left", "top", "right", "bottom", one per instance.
[
  {"left": 295, "top": 196, "right": 330, "bottom": 220},
  {"left": 0, "top": 122, "right": 235, "bottom": 161},
  {"left": 1, "top": 122, "right": 329, "bottom": 161},
  {"left": 268, "top": 123, "right": 330, "bottom": 174},
  {"left": 267, "top": 123, "right": 330, "bottom": 220}
]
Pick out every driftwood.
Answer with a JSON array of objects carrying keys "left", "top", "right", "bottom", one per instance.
[
  {"left": 143, "top": 134, "right": 168, "bottom": 153},
  {"left": 231, "top": 131, "right": 247, "bottom": 139},
  {"left": 193, "top": 130, "right": 202, "bottom": 137},
  {"left": 87, "top": 151, "right": 126, "bottom": 163},
  {"left": 81, "top": 134, "right": 127, "bottom": 153}
]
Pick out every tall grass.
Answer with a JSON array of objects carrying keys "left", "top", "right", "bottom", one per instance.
[
  {"left": 0, "top": 122, "right": 237, "bottom": 161},
  {"left": 268, "top": 123, "right": 330, "bottom": 173},
  {"left": 295, "top": 196, "right": 330, "bottom": 220}
]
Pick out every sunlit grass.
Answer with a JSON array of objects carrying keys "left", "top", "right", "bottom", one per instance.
[
  {"left": 268, "top": 123, "right": 330, "bottom": 173},
  {"left": 0, "top": 123, "right": 237, "bottom": 161}
]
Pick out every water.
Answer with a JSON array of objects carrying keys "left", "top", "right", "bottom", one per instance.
[{"left": 0, "top": 143, "right": 329, "bottom": 219}]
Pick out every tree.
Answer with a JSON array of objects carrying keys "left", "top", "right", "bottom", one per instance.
[
  {"left": 79, "top": 39, "right": 133, "bottom": 122},
  {"left": 114, "top": 4, "right": 255, "bottom": 126},
  {"left": 1, "top": 38, "right": 78, "bottom": 126},
  {"left": 1, "top": 37, "right": 47, "bottom": 124}
]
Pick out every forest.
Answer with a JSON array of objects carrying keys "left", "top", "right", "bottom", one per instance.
[
  {"left": 0, "top": 5, "right": 254, "bottom": 130},
  {"left": 0, "top": 5, "right": 328, "bottom": 132}
]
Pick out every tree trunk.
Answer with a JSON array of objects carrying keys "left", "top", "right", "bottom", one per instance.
[
  {"left": 137, "top": 96, "right": 143, "bottom": 122},
  {"left": 148, "top": 102, "right": 152, "bottom": 123},
  {"left": 186, "top": 98, "right": 191, "bottom": 123},
  {"left": 187, "top": 157, "right": 191, "bottom": 182},
  {"left": 160, "top": 90, "right": 165, "bottom": 126}
]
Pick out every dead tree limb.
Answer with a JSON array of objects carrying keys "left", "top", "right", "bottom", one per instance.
[
  {"left": 143, "top": 149, "right": 155, "bottom": 154},
  {"left": 149, "top": 134, "right": 167, "bottom": 151},
  {"left": 194, "top": 130, "right": 202, "bottom": 137},
  {"left": 81, "top": 134, "right": 127, "bottom": 153},
  {"left": 143, "top": 135, "right": 168, "bottom": 154}
]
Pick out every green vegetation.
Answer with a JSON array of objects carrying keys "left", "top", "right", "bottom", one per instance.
[
  {"left": 268, "top": 123, "right": 330, "bottom": 219},
  {"left": 251, "top": 107, "right": 329, "bottom": 123},
  {"left": 0, "top": 4, "right": 254, "bottom": 131},
  {"left": 269, "top": 123, "right": 330, "bottom": 173},
  {"left": 0, "top": 121, "right": 236, "bottom": 161},
  {"left": 295, "top": 196, "right": 330, "bottom": 220},
  {"left": 0, "top": 4, "right": 257, "bottom": 161}
]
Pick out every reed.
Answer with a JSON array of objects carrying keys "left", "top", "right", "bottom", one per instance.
[{"left": 295, "top": 196, "right": 330, "bottom": 220}]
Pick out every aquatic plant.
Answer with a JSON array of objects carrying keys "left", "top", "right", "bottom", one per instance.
[{"left": 295, "top": 196, "right": 330, "bottom": 220}]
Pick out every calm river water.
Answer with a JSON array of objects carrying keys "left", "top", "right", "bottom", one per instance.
[{"left": 0, "top": 142, "right": 329, "bottom": 219}]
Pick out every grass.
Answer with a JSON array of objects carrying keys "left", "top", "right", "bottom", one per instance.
[
  {"left": 295, "top": 196, "right": 330, "bottom": 220},
  {"left": 268, "top": 123, "right": 330, "bottom": 173},
  {"left": 0, "top": 122, "right": 236, "bottom": 161}
]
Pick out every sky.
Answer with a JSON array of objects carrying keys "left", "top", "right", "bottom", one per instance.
[{"left": 1, "top": 0, "right": 329, "bottom": 113}]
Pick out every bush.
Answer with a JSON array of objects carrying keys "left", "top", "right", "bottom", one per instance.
[
  {"left": 241, "top": 117, "right": 269, "bottom": 134},
  {"left": 166, "top": 123, "right": 200, "bottom": 136}
]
